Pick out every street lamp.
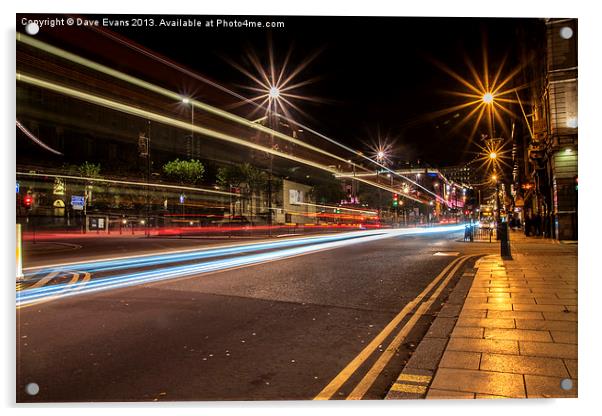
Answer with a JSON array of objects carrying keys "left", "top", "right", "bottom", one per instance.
[
  {"left": 265, "top": 86, "right": 282, "bottom": 233},
  {"left": 268, "top": 86, "right": 280, "bottom": 99},
  {"left": 482, "top": 92, "right": 494, "bottom": 104},
  {"left": 181, "top": 97, "right": 194, "bottom": 156},
  {"left": 489, "top": 151, "right": 497, "bottom": 160}
]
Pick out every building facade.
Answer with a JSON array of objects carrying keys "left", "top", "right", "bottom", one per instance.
[{"left": 518, "top": 18, "right": 578, "bottom": 240}]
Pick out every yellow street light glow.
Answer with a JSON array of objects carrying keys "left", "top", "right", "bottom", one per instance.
[
  {"left": 16, "top": 72, "right": 426, "bottom": 205},
  {"left": 181, "top": 97, "right": 190, "bottom": 104},
  {"left": 430, "top": 47, "right": 528, "bottom": 143},
  {"left": 492, "top": 174, "right": 498, "bottom": 181},
  {"left": 489, "top": 152, "right": 497, "bottom": 159}
]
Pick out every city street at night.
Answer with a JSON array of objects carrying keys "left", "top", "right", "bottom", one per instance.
[
  {"left": 11, "top": 5, "right": 584, "bottom": 407},
  {"left": 18, "top": 227, "right": 490, "bottom": 401}
]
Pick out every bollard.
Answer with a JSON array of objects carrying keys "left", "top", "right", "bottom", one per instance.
[
  {"left": 16, "top": 224, "right": 24, "bottom": 281},
  {"left": 500, "top": 222, "right": 513, "bottom": 260}
]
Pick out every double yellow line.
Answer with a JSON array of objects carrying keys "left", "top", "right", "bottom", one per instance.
[{"left": 314, "top": 254, "right": 477, "bottom": 400}]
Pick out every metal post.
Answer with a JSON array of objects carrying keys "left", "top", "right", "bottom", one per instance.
[
  {"left": 267, "top": 113, "right": 274, "bottom": 236},
  {"left": 500, "top": 221, "right": 512, "bottom": 259},
  {"left": 145, "top": 121, "right": 151, "bottom": 237},
  {"left": 496, "top": 179, "right": 501, "bottom": 241},
  {"left": 16, "top": 224, "right": 24, "bottom": 281}
]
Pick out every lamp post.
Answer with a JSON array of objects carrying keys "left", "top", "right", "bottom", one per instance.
[
  {"left": 375, "top": 150, "right": 388, "bottom": 217},
  {"left": 182, "top": 97, "right": 195, "bottom": 158},
  {"left": 266, "top": 85, "right": 281, "bottom": 235},
  {"left": 492, "top": 172, "right": 501, "bottom": 230},
  {"left": 145, "top": 120, "right": 151, "bottom": 237}
]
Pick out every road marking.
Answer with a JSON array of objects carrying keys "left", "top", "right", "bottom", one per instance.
[
  {"left": 345, "top": 254, "right": 477, "bottom": 399},
  {"left": 313, "top": 255, "right": 467, "bottom": 400},
  {"left": 29, "top": 271, "right": 59, "bottom": 289},
  {"left": 433, "top": 251, "right": 460, "bottom": 256},
  {"left": 17, "top": 271, "right": 88, "bottom": 310},
  {"left": 389, "top": 383, "right": 427, "bottom": 394},
  {"left": 396, "top": 374, "right": 432, "bottom": 384}
]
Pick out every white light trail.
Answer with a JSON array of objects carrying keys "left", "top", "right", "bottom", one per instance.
[{"left": 17, "top": 225, "right": 464, "bottom": 307}]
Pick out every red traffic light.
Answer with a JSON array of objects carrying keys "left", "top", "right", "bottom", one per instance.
[{"left": 23, "top": 194, "right": 33, "bottom": 207}]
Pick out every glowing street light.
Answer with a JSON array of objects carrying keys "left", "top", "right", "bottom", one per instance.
[
  {"left": 431, "top": 47, "right": 527, "bottom": 143},
  {"left": 228, "top": 41, "right": 322, "bottom": 122},
  {"left": 268, "top": 86, "right": 281, "bottom": 99},
  {"left": 482, "top": 92, "right": 494, "bottom": 104},
  {"left": 489, "top": 151, "right": 497, "bottom": 159}
]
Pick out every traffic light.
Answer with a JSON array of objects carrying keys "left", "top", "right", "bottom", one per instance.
[
  {"left": 23, "top": 194, "right": 33, "bottom": 209},
  {"left": 392, "top": 193, "right": 399, "bottom": 207}
]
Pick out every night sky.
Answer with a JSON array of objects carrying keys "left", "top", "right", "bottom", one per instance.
[{"left": 19, "top": 14, "right": 542, "bottom": 167}]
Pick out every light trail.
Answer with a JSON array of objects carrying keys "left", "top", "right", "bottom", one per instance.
[
  {"left": 17, "top": 34, "right": 363, "bottom": 174},
  {"left": 22, "top": 230, "right": 384, "bottom": 278},
  {"left": 17, "top": 34, "right": 431, "bottom": 205},
  {"left": 294, "top": 202, "right": 378, "bottom": 215},
  {"left": 17, "top": 225, "right": 465, "bottom": 307},
  {"left": 16, "top": 72, "right": 425, "bottom": 203},
  {"left": 86, "top": 29, "right": 440, "bottom": 200},
  {"left": 16, "top": 120, "right": 63, "bottom": 155},
  {"left": 16, "top": 171, "right": 237, "bottom": 198}
]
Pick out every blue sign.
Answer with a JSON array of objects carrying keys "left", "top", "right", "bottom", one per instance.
[
  {"left": 16, "top": 182, "right": 19, "bottom": 193},
  {"left": 71, "top": 195, "right": 85, "bottom": 206},
  {"left": 179, "top": 194, "right": 185, "bottom": 204}
]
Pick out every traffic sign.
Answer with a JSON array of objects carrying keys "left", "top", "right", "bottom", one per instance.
[{"left": 71, "top": 195, "right": 85, "bottom": 210}]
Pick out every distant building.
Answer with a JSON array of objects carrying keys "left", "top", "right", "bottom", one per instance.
[{"left": 439, "top": 165, "right": 474, "bottom": 188}]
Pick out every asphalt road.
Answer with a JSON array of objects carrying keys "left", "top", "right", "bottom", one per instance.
[{"left": 16, "top": 228, "right": 494, "bottom": 402}]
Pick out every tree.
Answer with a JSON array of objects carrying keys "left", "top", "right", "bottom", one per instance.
[
  {"left": 312, "top": 178, "right": 346, "bottom": 205},
  {"left": 78, "top": 161, "right": 101, "bottom": 178},
  {"left": 162, "top": 159, "right": 205, "bottom": 185},
  {"left": 216, "top": 163, "right": 270, "bottom": 222},
  {"left": 76, "top": 162, "right": 102, "bottom": 209},
  {"left": 216, "top": 164, "right": 245, "bottom": 189}
]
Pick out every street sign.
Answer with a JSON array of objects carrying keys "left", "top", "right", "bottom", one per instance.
[
  {"left": 71, "top": 195, "right": 85, "bottom": 210},
  {"left": 16, "top": 182, "right": 19, "bottom": 193}
]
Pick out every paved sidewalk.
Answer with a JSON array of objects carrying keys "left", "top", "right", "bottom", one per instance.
[{"left": 425, "top": 232, "right": 577, "bottom": 399}]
